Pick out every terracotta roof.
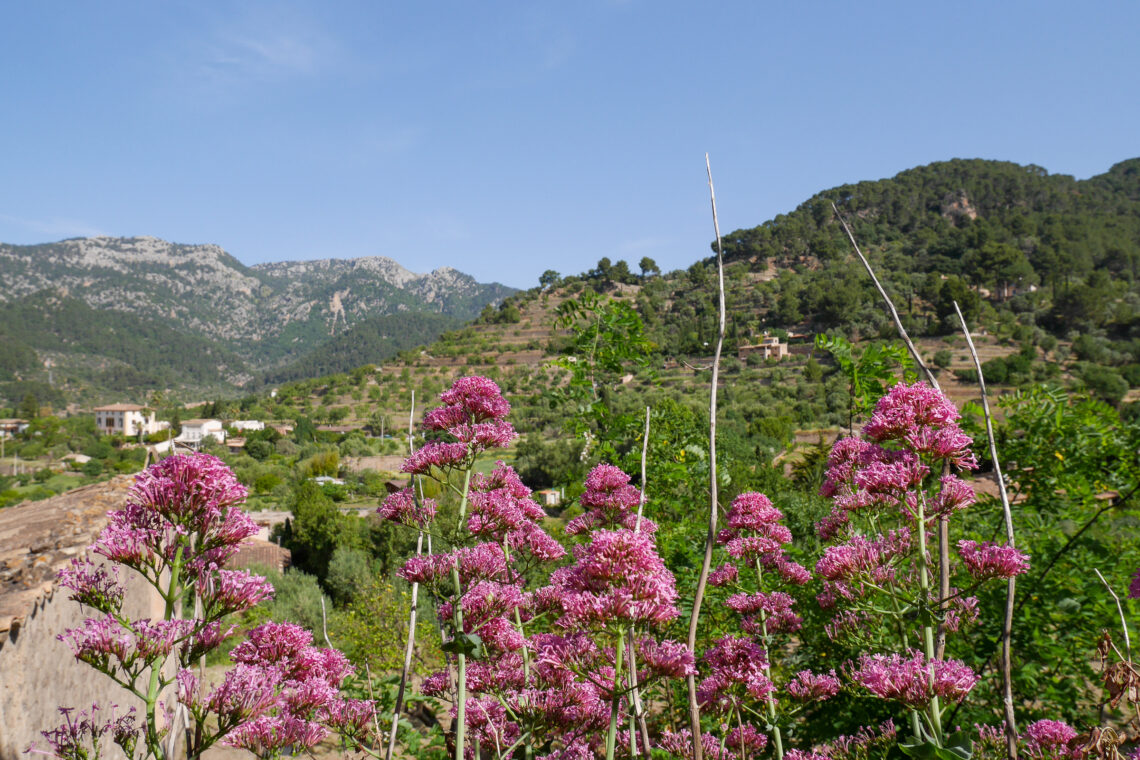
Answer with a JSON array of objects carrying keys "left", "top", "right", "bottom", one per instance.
[
  {"left": 92, "top": 404, "right": 146, "bottom": 412},
  {"left": 0, "top": 476, "right": 134, "bottom": 641}
]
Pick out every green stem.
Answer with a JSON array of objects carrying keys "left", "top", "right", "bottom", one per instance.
[
  {"left": 888, "top": 582, "right": 922, "bottom": 740},
  {"left": 146, "top": 544, "right": 186, "bottom": 760},
  {"left": 754, "top": 561, "right": 783, "bottom": 760},
  {"left": 915, "top": 495, "right": 943, "bottom": 744},
  {"left": 605, "top": 627, "right": 626, "bottom": 760},
  {"left": 453, "top": 467, "right": 474, "bottom": 760}
]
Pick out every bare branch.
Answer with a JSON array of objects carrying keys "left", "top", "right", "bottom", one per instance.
[
  {"left": 387, "top": 392, "right": 424, "bottom": 760},
  {"left": 831, "top": 202, "right": 937, "bottom": 388},
  {"left": 954, "top": 300, "right": 1018, "bottom": 754},
  {"left": 686, "top": 154, "right": 728, "bottom": 760},
  {"left": 1095, "top": 567, "right": 1132, "bottom": 663}
]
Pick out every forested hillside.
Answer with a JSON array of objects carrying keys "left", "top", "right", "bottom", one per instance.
[{"left": 0, "top": 237, "right": 513, "bottom": 404}]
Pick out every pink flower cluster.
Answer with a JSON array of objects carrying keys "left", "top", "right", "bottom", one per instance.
[
  {"left": 542, "top": 528, "right": 679, "bottom": 628},
  {"left": 185, "top": 622, "right": 373, "bottom": 755},
  {"left": 863, "top": 382, "right": 978, "bottom": 469},
  {"left": 95, "top": 453, "right": 258, "bottom": 574},
  {"left": 785, "top": 669, "right": 841, "bottom": 701},
  {"left": 469, "top": 462, "right": 566, "bottom": 562},
  {"left": 57, "top": 559, "right": 125, "bottom": 614},
  {"left": 957, "top": 540, "right": 1030, "bottom": 580},
  {"left": 815, "top": 529, "right": 912, "bottom": 604},
  {"left": 52, "top": 454, "right": 361, "bottom": 759},
  {"left": 1022, "top": 719, "right": 1079, "bottom": 758},
  {"left": 697, "top": 635, "right": 772, "bottom": 712},
  {"left": 377, "top": 488, "right": 438, "bottom": 529},
  {"left": 848, "top": 650, "right": 978, "bottom": 709},
  {"left": 30, "top": 704, "right": 139, "bottom": 760},
  {"left": 565, "top": 463, "right": 656, "bottom": 536},
  {"left": 403, "top": 376, "right": 516, "bottom": 475}
]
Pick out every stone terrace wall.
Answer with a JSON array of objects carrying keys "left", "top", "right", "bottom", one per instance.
[{"left": 0, "top": 478, "right": 164, "bottom": 760}]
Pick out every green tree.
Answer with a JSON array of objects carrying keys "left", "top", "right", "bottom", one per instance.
[
  {"left": 18, "top": 392, "right": 38, "bottom": 420},
  {"left": 638, "top": 257, "right": 660, "bottom": 278},
  {"left": 287, "top": 481, "right": 362, "bottom": 579},
  {"left": 539, "top": 269, "right": 561, "bottom": 289}
]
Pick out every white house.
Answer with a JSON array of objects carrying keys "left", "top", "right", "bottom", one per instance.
[
  {"left": 94, "top": 404, "right": 165, "bottom": 437},
  {"left": 176, "top": 419, "right": 226, "bottom": 447},
  {"left": 0, "top": 419, "right": 29, "bottom": 438},
  {"left": 231, "top": 420, "right": 265, "bottom": 432}
]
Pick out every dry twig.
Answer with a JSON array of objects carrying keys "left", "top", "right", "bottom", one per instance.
[
  {"left": 955, "top": 301, "right": 1019, "bottom": 757},
  {"left": 685, "top": 155, "right": 727, "bottom": 760}
]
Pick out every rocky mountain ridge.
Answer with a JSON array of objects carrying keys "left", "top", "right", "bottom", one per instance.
[{"left": 0, "top": 236, "right": 513, "bottom": 402}]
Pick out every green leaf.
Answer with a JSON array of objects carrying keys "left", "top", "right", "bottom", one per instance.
[{"left": 440, "top": 633, "right": 484, "bottom": 659}]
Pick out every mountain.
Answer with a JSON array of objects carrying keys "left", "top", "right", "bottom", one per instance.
[{"left": 0, "top": 236, "right": 514, "bottom": 404}]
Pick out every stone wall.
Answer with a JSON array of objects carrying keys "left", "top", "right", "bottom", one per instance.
[{"left": 0, "top": 478, "right": 165, "bottom": 760}]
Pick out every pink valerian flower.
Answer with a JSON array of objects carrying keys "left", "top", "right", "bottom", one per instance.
[
  {"left": 320, "top": 698, "right": 376, "bottom": 741},
  {"left": 126, "top": 452, "right": 248, "bottom": 528},
  {"left": 59, "top": 614, "right": 136, "bottom": 669},
  {"left": 57, "top": 558, "right": 125, "bottom": 614},
  {"left": 785, "top": 751, "right": 831, "bottom": 760},
  {"left": 822, "top": 720, "right": 898, "bottom": 760},
  {"left": 32, "top": 704, "right": 140, "bottom": 760},
  {"left": 565, "top": 463, "right": 657, "bottom": 536},
  {"left": 130, "top": 618, "right": 193, "bottom": 660},
  {"left": 939, "top": 590, "right": 980, "bottom": 632},
  {"left": 724, "top": 534, "right": 786, "bottom": 562},
  {"left": 505, "top": 522, "right": 567, "bottom": 562},
  {"left": 199, "top": 568, "right": 275, "bottom": 618},
  {"left": 821, "top": 437, "right": 880, "bottom": 496},
  {"left": 450, "top": 420, "right": 518, "bottom": 449},
  {"left": 957, "top": 540, "right": 1030, "bottom": 580},
  {"left": 1022, "top": 720, "right": 1078, "bottom": 756},
  {"left": 822, "top": 440, "right": 930, "bottom": 513},
  {"left": 398, "top": 552, "right": 456, "bottom": 585},
  {"left": 927, "top": 474, "right": 977, "bottom": 517},
  {"left": 466, "top": 654, "right": 527, "bottom": 693},
  {"left": 697, "top": 636, "right": 772, "bottom": 712},
  {"left": 206, "top": 663, "right": 281, "bottom": 724},
  {"left": 542, "top": 528, "right": 679, "bottom": 628},
  {"left": 454, "top": 542, "right": 512, "bottom": 584},
  {"left": 1130, "top": 569, "right": 1140, "bottom": 600},
  {"left": 863, "top": 381, "right": 962, "bottom": 442},
  {"left": 182, "top": 620, "right": 238, "bottom": 662},
  {"left": 176, "top": 667, "right": 200, "bottom": 707},
  {"left": 786, "top": 669, "right": 841, "bottom": 701},
  {"left": 814, "top": 529, "right": 912, "bottom": 594},
  {"left": 848, "top": 650, "right": 978, "bottom": 708},
  {"left": 401, "top": 441, "right": 470, "bottom": 475},
  {"left": 464, "top": 695, "right": 521, "bottom": 752},
  {"left": 436, "top": 375, "right": 511, "bottom": 423},
  {"left": 467, "top": 462, "right": 546, "bottom": 539},
  {"left": 636, "top": 637, "right": 696, "bottom": 679},
  {"left": 906, "top": 426, "right": 979, "bottom": 470},
  {"left": 725, "top": 724, "right": 769, "bottom": 755},
  {"left": 724, "top": 492, "right": 784, "bottom": 533},
  {"left": 709, "top": 563, "right": 740, "bottom": 587},
  {"left": 225, "top": 713, "right": 329, "bottom": 755},
  {"left": 774, "top": 556, "right": 812, "bottom": 585},
  {"left": 230, "top": 621, "right": 314, "bottom": 669},
  {"left": 816, "top": 507, "right": 851, "bottom": 541},
  {"left": 93, "top": 454, "right": 259, "bottom": 574},
  {"left": 377, "top": 488, "right": 438, "bottom": 529},
  {"left": 660, "top": 729, "right": 731, "bottom": 760},
  {"left": 861, "top": 382, "right": 979, "bottom": 470},
  {"left": 421, "top": 670, "right": 451, "bottom": 696},
  {"left": 824, "top": 610, "right": 874, "bottom": 641}
]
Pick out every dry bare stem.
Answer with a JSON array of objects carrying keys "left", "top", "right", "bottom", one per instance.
[
  {"left": 685, "top": 155, "right": 727, "bottom": 760},
  {"left": 954, "top": 301, "right": 1019, "bottom": 757}
]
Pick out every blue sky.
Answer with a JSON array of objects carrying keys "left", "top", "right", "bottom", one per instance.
[{"left": 1, "top": 2, "right": 1137, "bottom": 289}]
